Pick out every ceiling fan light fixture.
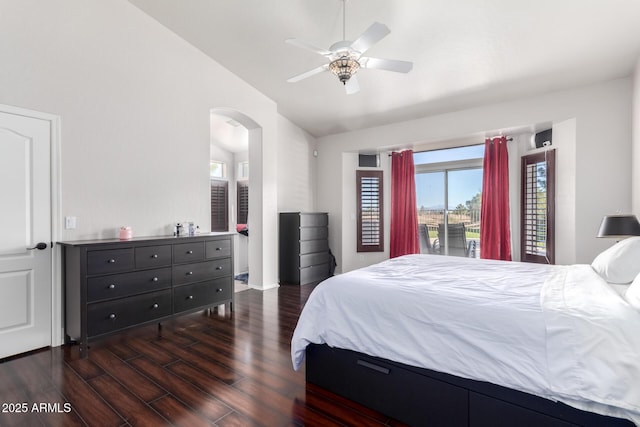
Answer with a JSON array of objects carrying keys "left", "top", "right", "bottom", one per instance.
[{"left": 329, "top": 55, "right": 360, "bottom": 84}]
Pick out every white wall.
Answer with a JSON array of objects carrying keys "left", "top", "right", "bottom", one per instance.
[
  {"left": 317, "top": 78, "right": 633, "bottom": 271},
  {"left": 0, "top": 0, "right": 276, "bottom": 238},
  {"left": 633, "top": 57, "right": 640, "bottom": 213},
  {"left": 341, "top": 153, "right": 391, "bottom": 272},
  {"left": 277, "top": 114, "right": 317, "bottom": 212},
  {"left": 0, "top": 0, "right": 288, "bottom": 290}
]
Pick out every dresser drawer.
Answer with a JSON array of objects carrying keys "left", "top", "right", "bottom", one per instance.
[
  {"left": 173, "top": 278, "right": 232, "bottom": 313},
  {"left": 172, "top": 258, "right": 232, "bottom": 285},
  {"left": 300, "top": 227, "right": 328, "bottom": 241},
  {"left": 300, "top": 239, "right": 329, "bottom": 255},
  {"left": 300, "top": 263, "right": 329, "bottom": 285},
  {"left": 306, "top": 345, "right": 469, "bottom": 427},
  {"left": 87, "top": 268, "right": 171, "bottom": 302},
  {"left": 300, "top": 252, "right": 329, "bottom": 268},
  {"left": 300, "top": 214, "right": 328, "bottom": 227},
  {"left": 87, "top": 248, "right": 134, "bottom": 275},
  {"left": 87, "top": 290, "right": 171, "bottom": 337},
  {"left": 135, "top": 245, "right": 172, "bottom": 269},
  {"left": 205, "top": 239, "right": 232, "bottom": 259},
  {"left": 173, "top": 242, "right": 205, "bottom": 264}
]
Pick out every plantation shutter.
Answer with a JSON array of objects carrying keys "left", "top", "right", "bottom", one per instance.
[
  {"left": 237, "top": 181, "right": 249, "bottom": 225},
  {"left": 521, "top": 149, "right": 555, "bottom": 264},
  {"left": 357, "top": 170, "right": 384, "bottom": 252},
  {"left": 210, "top": 179, "right": 228, "bottom": 232}
]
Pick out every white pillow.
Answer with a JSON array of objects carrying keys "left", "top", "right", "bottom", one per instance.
[
  {"left": 591, "top": 236, "right": 640, "bottom": 284},
  {"left": 625, "top": 273, "right": 640, "bottom": 310}
]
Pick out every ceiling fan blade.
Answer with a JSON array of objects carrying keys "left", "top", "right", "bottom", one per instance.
[
  {"left": 285, "top": 38, "right": 333, "bottom": 57},
  {"left": 360, "top": 57, "right": 413, "bottom": 73},
  {"left": 345, "top": 74, "right": 360, "bottom": 95},
  {"left": 287, "top": 65, "right": 328, "bottom": 83},
  {"left": 349, "top": 22, "right": 390, "bottom": 54}
]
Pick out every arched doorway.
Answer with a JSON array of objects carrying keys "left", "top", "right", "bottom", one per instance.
[{"left": 210, "top": 108, "right": 278, "bottom": 291}]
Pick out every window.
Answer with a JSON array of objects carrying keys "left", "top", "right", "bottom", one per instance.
[
  {"left": 210, "top": 161, "right": 228, "bottom": 232},
  {"left": 210, "top": 179, "right": 228, "bottom": 232},
  {"left": 414, "top": 145, "right": 483, "bottom": 258},
  {"left": 237, "top": 181, "right": 249, "bottom": 225},
  {"left": 210, "top": 161, "right": 226, "bottom": 179},
  {"left": 357, "top": 170, "right": 384, "bottom": 252},
  {"left": 238, "top": 161, "right": 249, "bottom": 180},
  {"left": 521, "top": 149, "right": 555, "bottom": 264}
]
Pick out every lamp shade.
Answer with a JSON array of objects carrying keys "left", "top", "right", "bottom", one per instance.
[{"left": 597, "top": 214, "right": 640, "bottom": 238}]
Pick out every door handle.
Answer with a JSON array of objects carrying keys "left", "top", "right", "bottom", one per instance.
[{"left": 27, "top": 242, "right": 47, "bottom": 250}]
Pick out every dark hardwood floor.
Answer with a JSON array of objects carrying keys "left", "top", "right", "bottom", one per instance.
[{"left": 0, "top": 284, "right": 407, "bottom": 427}]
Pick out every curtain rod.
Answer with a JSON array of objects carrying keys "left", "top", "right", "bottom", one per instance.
[{"left": 388, "top": 136, "right": 513, "bottom": 156}]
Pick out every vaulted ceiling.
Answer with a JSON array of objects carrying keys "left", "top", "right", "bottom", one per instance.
[{"left": 129, "top": 0, "right": 640, "bottom": 138}]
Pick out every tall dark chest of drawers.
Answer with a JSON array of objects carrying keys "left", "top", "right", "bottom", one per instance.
[
  {"left": 60, "top": 233, "right": 234, "bottom": 356},
  {"left": 279, "top": 212, "right": 330, "bottom": 285}
]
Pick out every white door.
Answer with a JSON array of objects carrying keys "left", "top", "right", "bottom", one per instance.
[{"left": 0, "top": 109, "right": 52, "bottom": 359}]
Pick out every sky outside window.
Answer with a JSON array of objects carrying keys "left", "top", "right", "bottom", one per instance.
[{"left": 414, "top": 145, "right": 484, "bottom": 209}]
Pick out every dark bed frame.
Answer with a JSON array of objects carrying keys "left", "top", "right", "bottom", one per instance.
[{"left": 306, "top": 344, "right": 634, "bottom": 427}]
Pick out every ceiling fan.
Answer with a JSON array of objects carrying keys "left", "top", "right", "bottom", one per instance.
[{"left": 285, "top": 0, "right": 413, "bottom": 94}]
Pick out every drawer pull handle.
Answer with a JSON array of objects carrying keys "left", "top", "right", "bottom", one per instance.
[
  {"left": 152, "top": 254, "right": 158, "bottom": 258},
  {"left": 216, "top": 288, "right": 223, "bottom": 292},
  {"left": 152, "top": 277, "right": 159, "bottom": 282},
  {"left": 109, "top": 313, "right": 116, "bottom": 320},
  {"left": 187, "top": 250, "right": 193, "bottom": 254},
  {"left": 216, "top": 266, "right": 223, "bottom": 270},
  {"left": 187, "top": 271, "right": 193, "bottom": 275},
  {"left": 356, "top": 360, "right": 390, "bottom": 375},
  {"left": 152, "top": 303, "right": 159, "bottom": 309},
  {"left": 188, "top": 295, "right": 194, "bottom": 300},
  {"left": 108, "top": 284, "right": 116, "bottom": 289},
  {"left": 108, "top": 259, "right": 116, "bottom": 263},
  {"left": 216, "top": 247, "right": 222, "bottom": 251}
]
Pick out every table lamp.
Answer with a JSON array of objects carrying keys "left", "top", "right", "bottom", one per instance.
[{"left": 597, "top": 214, "right": 640, "bottom": 238}]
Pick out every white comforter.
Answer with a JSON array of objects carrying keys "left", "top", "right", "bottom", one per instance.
[{"left": 291, "top": 254, "right": 640, "bottom": 424}]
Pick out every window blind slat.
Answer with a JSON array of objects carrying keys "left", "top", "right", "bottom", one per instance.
[{"left": 357, "top": 170, "right": 384, "bottom": 252}]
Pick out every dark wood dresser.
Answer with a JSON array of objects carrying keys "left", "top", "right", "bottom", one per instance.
[
  {"left": 279, "top": 212, "right": 330, "bottom": 285},
  {"left": 59, "top": 233, "right": 234, "bottom": 355}
]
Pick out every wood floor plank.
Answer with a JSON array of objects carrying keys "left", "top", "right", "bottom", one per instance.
[
  {"left": 0, "top": 367, "right": 38, "bottom": 427},
  {"left": 121, "top": 336, "right": 177, "bottom": 366},
  {"left": 233, "top": 378, "right": 350, "bottom": 427},
  {"left": 54, "top": 367, "right": 124, "bottom": 427},
  {"left": 302, "top": 387, "right": 392, "bottom": 427},
  {"left": 30, "top": 386, "right": 87, "bottom": 427},
  {"left": 88, "top": 374, "right": 170, "bottom": 427},
  {"left": 127, "top": 356, "right": 233, "bottom": 423},
  {"left": 1, "top": 284, "right": 404, "bottom": 426},
  {"left": 215, "top": 410, "right": 263, "bottom": 427},
  {"left": 166, "top": 360, "right": 291, "bottom": 427},
  {"left": 150, "top": 337, "right": 242, "bottom": 384},
  {"left": 65, "top": 355, "right": 105, "bottom": 381},
  {"left": 150, "top": 395, "right": 213, "bottom": 427},
  {"left": 6, "top": 355, "right": 58, "bottom": 399},
  {"left": 289, "top": 397, "right": 349, "bottom": 427},
  {"left": 88, "top": 348, "right": 167, "bottom": 403},
  {"left": 188, "top": 340, "right": 304, "bottom": 393}
]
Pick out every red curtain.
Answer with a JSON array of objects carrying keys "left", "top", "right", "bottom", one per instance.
[
  {"left": 390, "top": 150, "right": 420, "bottom": 258},
  {"left": 480, "top": 136, "right": 512, "bottom": 261}
]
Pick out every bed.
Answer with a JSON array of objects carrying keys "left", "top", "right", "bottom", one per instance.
[{"left": 291, "top": 251, "right": 640, "bottom": 426}]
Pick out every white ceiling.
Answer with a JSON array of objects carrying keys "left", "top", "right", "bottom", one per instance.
[
  {"left": 210, "top": 113, "right": 248, "bottom": 153},
  {"left": 129, "top": 0, "right": 640, "bottom": 138}
]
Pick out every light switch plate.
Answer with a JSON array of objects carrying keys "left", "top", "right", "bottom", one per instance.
[{"left": 65, "top": 216, "right": 77, "bottom": 229}]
